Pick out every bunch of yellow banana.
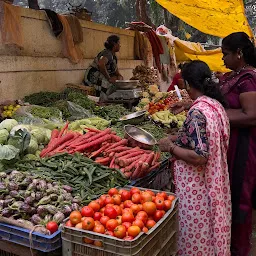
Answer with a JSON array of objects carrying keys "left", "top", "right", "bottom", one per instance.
[{"left": 151, "top": 110, "right": 186, "bottom": 128}]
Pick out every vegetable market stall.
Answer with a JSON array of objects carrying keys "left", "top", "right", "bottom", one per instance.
[{"left": 0, "top": 86, "right": 182, "bottom": 255}]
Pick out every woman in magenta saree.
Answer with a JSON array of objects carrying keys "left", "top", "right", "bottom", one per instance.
[{"left": 221, "top": 32, "right": 256, "bottom": 256}]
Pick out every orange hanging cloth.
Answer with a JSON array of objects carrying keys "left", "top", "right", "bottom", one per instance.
[
  {"left": 0, "top": 1, "right": 23, "bottom": 48},
  {"left": 57, "top": 14, "right": 83, "bottom": 64}
]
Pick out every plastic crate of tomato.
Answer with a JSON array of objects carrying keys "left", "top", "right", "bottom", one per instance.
[{"left": 61, "top": 186, "right": 178, "bottom": 256}]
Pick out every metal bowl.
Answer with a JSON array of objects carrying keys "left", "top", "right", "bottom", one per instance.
[
  {"left": 124, "top": 125, "right": 157, "bottom": 150},
  {"left": 115, "top": 80, "right": 139, "bottom": 89},
  {"left": 119, "top": 110, "right": 146, "bottom": 125}
]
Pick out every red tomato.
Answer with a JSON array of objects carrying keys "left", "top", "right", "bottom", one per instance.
[
  {"left": 128, "top": 226, "right": 141, "bottom": 237},
  {"left": 96, "top": 198, "right": 104, "bottom": 208},
  {"left": 70, "top": 211, "right": 82, "bottom": 225},
  {"left": 108, "top": 188, "right": 119, "bottom": 196},
  {"left": 46, "top": 221, "right": 58, "bottom": 234},
  {"left": 100, "top": 194, "right": 108, "bottom": 202},
  {"left": 105, "top": 196, "right": 115, "bottom": 205},
  {"left": 122, "top": 222, "right": 132, "bottom": 230},
  {"left": 104, "top": 207, "right": 118, "bottom": 219},
  {"left": 116, "top": 215, "right": 122, "bottom": 225},
  {"left": 81, "top": 206, "right": 94, "bottom": 217},
  {"left": 114, "top": 225, "right": 126, "bottom": 239},
  {"left": 142, "top": 227, "right": 148, "bottom": 233},
  {"left": 100, "top": 207, "right": 105, "bottom": 214},
  {"left": 95, "top": 220, "right": 101, "bottom": 226},
  {"left": 93, "top": 212, "right": 102, "bottom": 221},
  {"left": 112, "top": 194, "right": 122, "bottom": 205},
  {"left": 88, "top": 201, "right": 100, "bottom": 212},
  {"left": 106, "top": 219, "right": 119, "bottom": 231},
  {"left": 131, "top": 193, "right": 141, "bottom": 204},
  {"left": 124, "top": 236, "right": 134, "bottom": 240},
  {"left": 146, "top": 219, "right": 156, "bottom": 229},
  {"left": 82, "top": 217, "right": 95, "bottom": 230},
  {"left": 157, "top": 192, "right": 168, "bottom": 200},
  {"left": 154, "top": 210, "right": 165, "bottom": 222},
  {"left": 121, "top": 190, "right": 131, "bottom": 201},
  {"left": 164, "top": 200, "right": 172, "bottom": 211},
  {"left": 140, "top": 192, "right": 152, "bottom": 203},
  {"left": 100, "top": 216, "right": 110, "bottom": 226},
  {"left": 143, "top": 202, "right": 157, "bottom": 216},
  {"left": 132, "top": 219, "right": 144, "bottom": 229},
  {"left": 122, "top": 208, "right": 133, "bottom": 215},
  {"left": 137, "top": 204, "right": 143, "bottom": 211},
  {"left": 105, "top": 230, "right": 114, "bottom": 236},
  {"left": 122, "top": 212, "right": 134, "bottom": 223},
  {"left": 130, "top": 188, "right": 141, "bottom": 195},
  {"left": 145, "top": 190, "right": 155, "bottom": 197},
  {"left": 168, "top": 195, "right": 176, "bottom": 202},
  {"left": 93, "top": 224, "right": 105, "bottom": 234},
  {"left": 120, "top": 203, "right": 124, "bottom": 209},
  {"left": 84, "top": 238, "right": 94, "bottom": 244},
  {"left": 130, "top": 204, "right": 140, "bottom": 215},
  {"left": 136, "top": 211, "right": 148, "bottom": 224},
  {"left": 124, "top": 200, "right": 133, "bottom": 208},
  {"left": 94, "top": 240, "right": 103, "bottom": 247},
  {"left": 118, "top": 189, "right": 126, "bottom": 195},
  {"left": 113, "top": 205, "right": 122, "bottom": 216},
  {"left": 155, "top": 198, "right": 165, "bottom": 210},
  {"left": 65, "top": 220, "right": 74, "bottom": 227},
  {"left": 75, "top": 222, "right": 83, "bottom": 229}
]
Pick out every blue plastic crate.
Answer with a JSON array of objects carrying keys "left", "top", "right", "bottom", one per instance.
[{"left": 0, "top": 223, "right": 61, "bottom": 252}]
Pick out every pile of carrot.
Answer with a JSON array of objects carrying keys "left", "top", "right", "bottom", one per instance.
[{"left": 40, "top": 124, "right": 161, "bottom": 180}]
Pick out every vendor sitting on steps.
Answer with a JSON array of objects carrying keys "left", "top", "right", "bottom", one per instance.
[{"left": 84, "top": 35, "right": 123, "bottom": 102}]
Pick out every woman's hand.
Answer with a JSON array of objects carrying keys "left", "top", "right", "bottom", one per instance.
[
  {"left": 170, "top": 101, "right": 191, "bottom": 115},
  {"left": 108, "top": 77, "right": 117, "bottom": 83},
  {"left": 158, "top": 137, "right": 174, "bottom": 152}
]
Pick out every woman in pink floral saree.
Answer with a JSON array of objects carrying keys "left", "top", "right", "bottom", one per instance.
[{"left": 159, "top": 61, "right": 231, "bottom": 256}]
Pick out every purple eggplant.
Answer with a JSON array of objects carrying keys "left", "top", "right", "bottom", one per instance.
[
  {"left": 3, "top": 198, "right": 15, "bottom": 207},
  {"left": 30, "top": 207, "right": 37, "bottom": 215},
  {"left": 72, "top": 197, "right": 81, "bottom": 204},
  {"left": 0, "top": 182, "right": 6, "bottom": 191},
  {"left": 27, "top": 183, "right": 36, "bottom": 191},
  {"left": 0, "top": 194, "right": 4, "bottom": 200},
  {"left": 4, "top": 195, "right": 12, "bottom": 200},
  {"left": 46, "top": 187, "right": 59, "bottom": 195},
  {"left": 35, "top": 192, "right": 43, "bottom": 201},
  {"left": 52, "top": 182, "right": 58, "bottom": 186},
  {"left": 0, "top": 200, "right": 4, "bottom": 207},
  {"left": 2, "top": 208, "right": 13, "bottom": 217},
  {"left": 50, "top": 194, "right": 58, "bottom": 201},
  {"left": 9, "top": 201, "right": 23, "bottom": 210},
  {"left": 24, "top": 196, "right": 35, "bottom": 205},
  {"left": 44, "top": 205, "right": 58, "bottom": 215},
  {"left": 53, "top": 212, "right": 65, "bottom": 224},
  {"left": 31, "top": 214, "right": 42, "bottom": 225},
  {"left": 9, "top": 170, "right": 21, "bottom": 179},
  {"left": 9, "top": 190, "right": 19, "bottom": 198},
  {"left": 71, "top": 203, "right": 80, "bottom": 211},
  {"left": 47, "top": 183, "right": 53, "bottom": 190},
  {"left": 32, "top": 179, "right": 38, "bottom": 186},
  {"left": 62, "top": 185, "right": 73, "bottom": 193},
  {"left": 37, "top": 180, "right": 47, "bottom": 192},
  {"left": 62, "top": 205, "right": 72, "bottom": 216},
  {"left": 21, "top": 177, "right": 33, "bottom": 187},
  {"left": 20, "top": 203, "right": 32, "bottom": 213},
  {"left": 37, "top": 205, "right": 47, "bottom": 217},
  {"left": 8, "top": 182, "right": 19, "bottom": 191},
  {"left": 37, "top": 196, "right": 51, "bottom": 206}
]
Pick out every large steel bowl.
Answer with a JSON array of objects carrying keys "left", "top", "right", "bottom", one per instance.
[
  {"left": 124, "top": 125, "right": 157, "bottom": 150},
  {"left": 115, "top": 80, "right": 139, "bottom": 89},
  {"left": 119, "top": 110, "right": 146, "bottom": 125}
]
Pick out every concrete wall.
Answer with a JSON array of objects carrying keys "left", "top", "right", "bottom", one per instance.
[{"left": 0, "top": 6, "right": 142, "bottom": 100}]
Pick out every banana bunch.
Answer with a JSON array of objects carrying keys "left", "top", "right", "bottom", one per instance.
[{"left": 151, "top": 110, "right": 186, "bottom": 128}]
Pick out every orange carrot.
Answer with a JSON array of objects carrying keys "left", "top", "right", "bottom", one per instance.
[
  {"left": 89, "top": 143, "right": 109, "bottom": 158},
  {"left": 106, "top": 146, "right": 131, "bottom": 153},
  {"left": 95, "top": 157, "right": 110, "bottom": 164},
  {"left": 111, "top": 134, "right": 122, "bottom": 142},
  {"left": 58, "top": 122, "right": 69, "bottom": 138},
  {"left": 106, "top": 139, "right": 128, "bottom": 152},
  {"left": 152, "top": 152, "right": 161, "bottom": 165},
  {"left": 115, "top": 147, "right": 140, "bottom": 158}
]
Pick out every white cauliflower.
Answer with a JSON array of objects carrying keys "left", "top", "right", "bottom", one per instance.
[
  {"left": 149, "top": 84, "right": 159, "bottom": 95},
  {"left": 142, "top": 91, "right": 150, "bottom": 98}
]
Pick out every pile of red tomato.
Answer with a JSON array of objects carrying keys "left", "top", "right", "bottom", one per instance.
[
  {"left": 65, "top": 188, "right": 176, "bottom": 245},
  {"left": 148, "top": 98, "right": 177, "bottom": 115}
]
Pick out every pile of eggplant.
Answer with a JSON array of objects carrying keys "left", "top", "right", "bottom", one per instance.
[{"left": 0, "top": 170, "right": 81, "bottom": 229}]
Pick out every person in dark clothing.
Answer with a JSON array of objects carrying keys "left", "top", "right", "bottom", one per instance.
[{"left": 84, "top": 35, "right": 123, "bottom": 102}]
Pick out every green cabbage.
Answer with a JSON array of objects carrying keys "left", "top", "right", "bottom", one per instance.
[
  {"left": 0, "top": 119, "right": 18, "bottom": 132},
  {"left": 44, "top": 129, "right": 51, "bottom": 144},
  {"left": 0, "top": 145, "right": 19, "bottom": 161},
  {"left": 0, "top": 129, "right": 9, "bottom": 144},
  {"left": 26, "top": 138, "right": 38, "bottom": 154},
  {"left": 30, "top": 129, "right": 46, "bottom": 144},
  {"left": 23, "top": 154, "right": 39, "bottom": 160}
]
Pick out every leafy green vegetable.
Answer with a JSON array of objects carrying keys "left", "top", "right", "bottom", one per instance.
[
  {"left": 0, "top": 129, "right": 9, "bottom": 144},
  {"left": 8, "top": 129, "right": 31, "bottom": 156},
  {"left": 0, "top": 119, "right": 18, "bottom": 132},
  {"left": 0, "top": 145, "right": 19, "bottom": 161},
  {"left": 51, "top": 100, "right": 71, "bottom": 119},
  {"left": 24, "top": 91, "right": 62, "bottom": 106},
  {"left": 30, "top": 128, "right": 46, "bottom": 144},
  {"left": 30, "top": 106, "right": 62, "bottom": 120},
  {"left": 26, "top": 138, "right": 38, "bottom": 154},
  {"left": 94, "top": 105, "right": 130, "bottom": 121}
]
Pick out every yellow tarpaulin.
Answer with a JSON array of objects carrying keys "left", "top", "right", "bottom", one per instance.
[
  {"left": 172, "top": 37, "right": 229, "bottom": 72},
  {"left": 156, "top": 0, "right": 253, "bottom": 38}
]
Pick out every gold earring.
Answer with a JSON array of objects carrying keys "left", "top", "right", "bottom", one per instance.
[{"left": 238, "top": 56, "right": 241, "bottom": 59}]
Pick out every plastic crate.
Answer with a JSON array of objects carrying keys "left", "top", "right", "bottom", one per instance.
[
  {"left": 0, "top": 223, "right": 62, "bottom": 252},
  {"left": 62, "top": 186, "right": 178, "bottom": 256}
]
